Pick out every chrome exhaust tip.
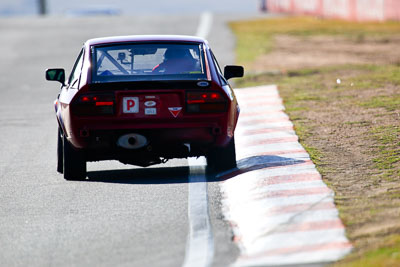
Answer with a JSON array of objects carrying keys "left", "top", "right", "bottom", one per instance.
[
  {"left": 117, "top": 134, "right": 148, "bottom": 149},
  {"left": 128, "top": 137, "right": 137, "bottom": 146}
]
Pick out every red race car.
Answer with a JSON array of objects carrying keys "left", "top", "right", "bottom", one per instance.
[{"left": 46, "top": 35, "right": 243, "bottom": 180}]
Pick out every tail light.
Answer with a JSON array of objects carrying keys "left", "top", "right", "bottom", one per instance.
[
  {"left": 72, "top": 93, "right": 115, "bottom": 116},
  {"left": 186, "top": 91, "right": 228, "bottom": 113}
]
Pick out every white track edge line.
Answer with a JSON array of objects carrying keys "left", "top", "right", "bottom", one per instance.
[
  {"left": 182, "top": 157, "right": 214, "bottom": 267},
  {"left": 182, "top": 12, "right": 216, "bottom": 267},
  {"left": 196, "top": 12, "right": 213, "bottom": 39}
]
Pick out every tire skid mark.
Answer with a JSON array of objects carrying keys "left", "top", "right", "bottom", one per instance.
[{"left": 220, "top": 85, "right": 352, "bottom": 267}]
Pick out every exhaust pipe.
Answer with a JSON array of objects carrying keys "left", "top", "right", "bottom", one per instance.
[{"left": 117, "top": 133, "right": 148, "bottom": 149}]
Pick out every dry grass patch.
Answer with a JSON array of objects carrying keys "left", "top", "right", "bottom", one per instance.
[{"left": 231, "top": 17, "right": 400, "bottom": 266}]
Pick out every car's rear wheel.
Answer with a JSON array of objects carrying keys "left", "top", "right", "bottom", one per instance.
[
  {"left": 57, "top": 128, "right": 63, "bottom": 174},
  {"left": 206, "top": 137, "right": 237, "bottom": 172},
  {"left": 63, "top": 134, "right": 86, "bottom": 180}
]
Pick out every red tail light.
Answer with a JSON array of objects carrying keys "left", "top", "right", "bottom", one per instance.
[
  {"left": 72, "top": 94, "right": 115, "bottom": 116},
  {"left": 95, "top": 101, "right": 114, "bottom": 106},
  {"left": 186, "top": 91, "right": 227, "bottom": 113}
]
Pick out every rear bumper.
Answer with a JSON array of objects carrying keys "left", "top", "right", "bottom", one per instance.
[
  {"left": 81, "top": 127, "right": 219, "bottom": 161},
  {"left": 59, "top": 97, "right": 238, "bottom": 160},
  {"left": 65, "top": 118, "right": 231, "bottom": 158},
  {"left": 83, "top": 127, "right": 217, "bottom": 147}
]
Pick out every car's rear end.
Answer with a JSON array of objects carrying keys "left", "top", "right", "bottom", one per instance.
[{"left": 65, "top": 37, "right": 239, "bottom": 167}]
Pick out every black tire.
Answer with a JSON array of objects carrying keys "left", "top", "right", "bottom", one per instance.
[
  {"left": 63, "top": 134, "right": 86, "bottom": 180},
  {"left": 57, "top": 128, "right": 63, "bottom": 174},
  {"left": 206, "top": 137, "right": 237, "bottom": 172}
]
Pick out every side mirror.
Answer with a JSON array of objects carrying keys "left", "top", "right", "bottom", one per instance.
[
  {"left": 46, "top": 68, "right": 65, "bottom": 86},
  {"left": 224, "top": 65, "right": 244, "bottom": 80}
]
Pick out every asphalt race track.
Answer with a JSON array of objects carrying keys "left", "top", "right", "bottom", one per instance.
[
  {"left": 0, "top": 9, "right": 351, "bottom": 267},
  {"left": 0, "top": 14, "right": 241, "bottom": 267}
]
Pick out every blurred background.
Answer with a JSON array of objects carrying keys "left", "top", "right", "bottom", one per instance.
[
  {"left": 264, "top": 0, "right": 400, "bottom": 21},
  {"left": 0, "top": 0, "right": 260, "bottom": 16},
  {"left": 1, "top": 1, "right": 400, "bottom": 266}
]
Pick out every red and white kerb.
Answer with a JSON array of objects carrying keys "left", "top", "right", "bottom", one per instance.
[{"left": 220, "top": 85, "right": 352, "bottom": 266}]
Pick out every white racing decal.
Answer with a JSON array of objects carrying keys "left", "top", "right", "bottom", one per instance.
[
  {"left": 144, "top": 100, "right": 156, "bottom": 107},
  {"left": 197, "top": 81, "right": 210, "bottom": 87},
  {"left": 123, "top": 97, "right": 139, "bottom": 113},
  {"left": 145, "top": 108, "right": 156, "bottom": 115}
]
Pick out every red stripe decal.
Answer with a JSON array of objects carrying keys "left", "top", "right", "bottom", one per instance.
[
  {"left": 266, "top": 202, "right": 336, "bottom": 215},
  {"left": 257, "top": 173, "right": 322, "bottom": 186},
  {"left": 238, "top": 126, "right": 294, "bottom": 136},
  {"left": 240, "top": 110, "right": 284, "bottom": 118},
  {"left": 240, "top": 100, "right": 283, "bottom": 107},
  {"left": 239, "top": 241, "right": 352, "bottom": 259},
  {"left": 238, "top": 136, "right": 299, "bottom": 146},
  {"left": 255, "top": 186, "right": 331, "bottom": 199},
  {"left": 237, "top": 94, "right": 279, "bottom": 102},
  {"left": 239, "top": 173, "right": 322, "bottom": 192},
  {"left": 277, "top": 219, "right": 345, "bottom": 233},
  {"left": 239, "top": 117, "right": 291, "bottom": 125},
  {"left": 238, "top": 149, "right": 307, "bottom": 158}
]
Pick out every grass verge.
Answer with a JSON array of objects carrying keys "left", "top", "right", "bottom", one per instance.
[
  {"left": 230, "top": 16, "right": 400, "bottom": 65},
  {"left": 231, "top": 16, "right": 400, "bottom": 266}
]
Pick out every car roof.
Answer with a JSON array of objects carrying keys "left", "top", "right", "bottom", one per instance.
[{"left": 85, "top": 35, "right": 208, "bottom": 47}]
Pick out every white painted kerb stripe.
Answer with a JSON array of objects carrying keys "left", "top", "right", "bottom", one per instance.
[
  {"left": 182, "top": 157, "right": 214, "bottom": 267},
  {"left": 221, "top": 85, "right": 352, "bottom": 266},
  {"left": 196, "top": 12, "right": 213, "bottom": 39}
]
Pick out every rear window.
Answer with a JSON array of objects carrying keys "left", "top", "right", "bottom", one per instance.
[{"left": 92, "top": 43, "right": 207, "bottom": 83}]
